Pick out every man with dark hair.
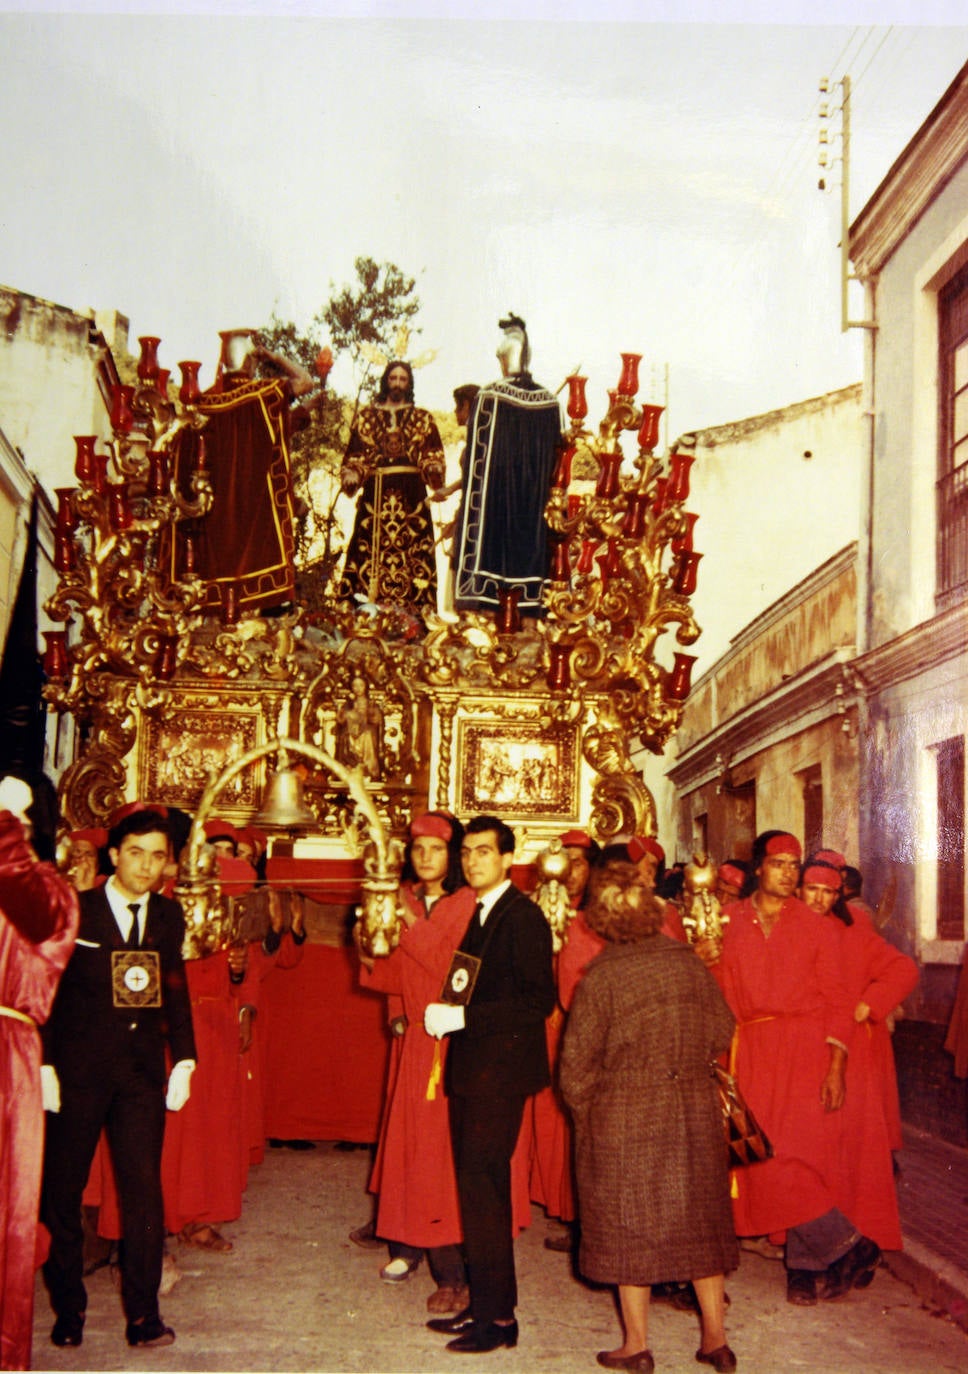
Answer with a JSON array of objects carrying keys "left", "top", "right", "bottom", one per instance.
[
  {"left": 424, "top": 814, "right": 555, "bottom": 1353},
  {"left": 453, "top": 315, "right": 562, "bottom": 621},
  {"left": 452, "top": 383, "right": 480, "bottom": 429},
  {"left": 696, "top": 829, "right": 880, "bottom": 1307},
  {"left": 41, "top": 808, "right": 196, "bottom": 1351},
  {"left": 339, "top": 359, "right": 446, "bottom": 613}
]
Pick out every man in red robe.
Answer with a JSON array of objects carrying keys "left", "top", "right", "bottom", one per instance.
[
  {"left": 697, "top": 831, "right": 881, "bottom": 1306},
  {"left": 799, "top": 856, "right": 918, "bottom": 1257},
  {"left": 0, "top": 778, "right": 78, "bottom": 1371}
]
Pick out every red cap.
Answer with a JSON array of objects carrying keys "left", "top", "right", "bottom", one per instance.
[
  {"left": 627, "top": 835, "right": 665, "bottom": 865},
  {"left": 717, "top": 862, "right": 746, "bottom": 890},
  {"left": 70, "top": 827, "right": 108, "bottom": 850},
  {"left": 203, "top": 819, "right": 238, "bottom": 843},
  {"left": 764, "top": 833, "right": 802, "bottom": 859},
  {"left": 814, "top": 849, "right": 846, "bottom": 871},
  {"left": 560, "top": 829, "right": 594, "bottom": 849},
  {"left": 411, "top": 813, "right": 453, "bottom": 843},
  {"left": 802, "top": 862, "right": 842, "bottom": 889}
]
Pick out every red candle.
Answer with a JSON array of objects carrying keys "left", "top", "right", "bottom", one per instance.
[
  {"left": 637, "top": 403, "right": 664, "bottom": 453},
  {"left": 153, "top": 634, "right": 179, "bottom": 681},
  {"left": 73, "top": 436, "right": 97, "bottom": 484},
  {"left": 553, "top": 442, "right": 575, "bottom": 490},
  {"left": 109, "top": 384, "right": 135, "bottom": 435},
  {"left": 54, "top": 533, "right": 76, "bottom": 573},
  {"left": 576, "top": 538, "right": 600, "bottom": 575},
  {"left": 667, "top": 652, "right": 698, "bottom": 701},
  {"left": 137, "top": 335, "right": 161, "bottom": 382},
  {"left": 548, "top": 532, "right": 571, "bottom": 583},
  {"left": 671, "top": 512, "right": 699, "bottom": 554},
  {"left": 42, "top": 630, "right": 69, "bottom": 679},
  {"left": 108, "top": 486, "right": 133, "bottom": 532},
  {"left": 616, "top": 353, "right": 642, "bottom": 398},
  {"left": 178, "top": 361, "right": 203, "bottom": 405},
  {"left": 54, "top": 488, "right": 77, "bottom": 533},
  {"left": 496, "top": 587, "right": 522, "bottom": 635},
  {"left": 672, "top": 550, "right": 703, "bottom": 595},
  {"left": 566, "top": 376, "right": 588, "bottom": 423},
  {"left": 621, "top": 492, "right": 650, "bottom": 540},
  {"left": 547, "top": 642, "right": 572, "bottom": 692},
  {"left": 222, "top": 585, "right": 239, "bottom": 624},
  {"left": 667, "top": 450, "right": 694, "bottom": 503},
  {"left": 595, "top": 451, "right": 623, "bottom": 500},
  {"left": 147, "top": 450, "right": 169, "bottom": 496},
  {"left": 596, "top": 538, "right": 625, "bottom": 587}
]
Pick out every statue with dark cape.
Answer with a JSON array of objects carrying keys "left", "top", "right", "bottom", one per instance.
[{"left": 452, "top": 314, "right": 562, "bottom": 617}]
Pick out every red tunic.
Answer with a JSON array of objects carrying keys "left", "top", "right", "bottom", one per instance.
[
  {"left": 712, "top": 896, "right": 855, "bottom": 1238},
  {"left": 360, "top": 886, "right": 476, "bottom": 1248},
  {"left": 238, "top": 937, "right": 304, "bottom": 1166},
  {"left": 830, "top": 907, "right": 918, "bottom": 1249},
  {"left": 528, "top": 999, "right": 575, "bottom": 1221},
  {"left": 160, "top": 951, "right": 248, "bottom": 1233},
  {"left": 0, "top": 820, "right": 78, "bottom": 1371}
]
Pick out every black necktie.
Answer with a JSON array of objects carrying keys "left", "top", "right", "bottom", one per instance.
[{"left": 126, "top": 903, "right": 142, "bottom": 948}]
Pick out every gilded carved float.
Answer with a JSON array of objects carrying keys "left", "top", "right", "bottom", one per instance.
[{"left": 41, "top": 340, "right": 702, "bottom": 948}]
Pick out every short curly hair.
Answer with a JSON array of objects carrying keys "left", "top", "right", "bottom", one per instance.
[{"left": 584, "top": 860, "right": 665, "bottom": 944}]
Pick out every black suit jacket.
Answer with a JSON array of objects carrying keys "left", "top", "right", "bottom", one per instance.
[
  {"left": 43, "top": 885, "right": 196, "bottom": 1088},
  {"left": 445, "top": 883, "right": 555, "bottom": 1099}
]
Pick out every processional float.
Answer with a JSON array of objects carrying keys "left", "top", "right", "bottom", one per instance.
[{"left": 42, "top": 338, "right": 703, "bottom": 955}]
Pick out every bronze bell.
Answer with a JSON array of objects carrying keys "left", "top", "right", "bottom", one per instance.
[{"left": 253, "top": 767, "right": 317, "bottom": 832}]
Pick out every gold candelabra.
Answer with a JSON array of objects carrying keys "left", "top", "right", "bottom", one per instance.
[
  {"left": 680, "top": 853, "right": 729, "bottom": 944},
  {"left": 42, "top": 337, "right": 214, "bottom": 715}
]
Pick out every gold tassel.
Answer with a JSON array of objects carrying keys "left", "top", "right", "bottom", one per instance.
[{"left": 426, "top": 1041, "right": 443, "bottom": 1101}]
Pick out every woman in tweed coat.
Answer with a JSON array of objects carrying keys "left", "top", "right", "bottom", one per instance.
[{"left": 560, "top": 861, "right": 739, "bottom": 1374}]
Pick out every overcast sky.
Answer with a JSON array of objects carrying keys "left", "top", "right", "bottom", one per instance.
[{"left": 2, "top": 3, "right": 967, "bottom": 438}]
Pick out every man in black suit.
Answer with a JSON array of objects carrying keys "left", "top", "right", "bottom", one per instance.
[
  {"left": 424, "top": 814, "right": 555, "bottom": 1354},
  {"left": 41, "top": 808, "right": 196, "bottom": 1350}
]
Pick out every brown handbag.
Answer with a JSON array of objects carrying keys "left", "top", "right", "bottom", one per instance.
[{"left": 713, "top": 1062, "right": 773, "bottom": 1168}]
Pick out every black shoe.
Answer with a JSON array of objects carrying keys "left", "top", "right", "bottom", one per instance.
[
  {"left": 543, "top": 1228, "right": 573, "bottom": 1252},
  {"left": 348, "top": 1219, "right": 382, "bottom": 1249},
  {"left": 696, "top": 1346, "right": 737, "bottom": 1372},
  {"left": 126, "top": 1316, "right": 175, "bottom": 1347},
  {"left": 51, "top": 1314, "right": 85, "bottom": 1348},
  {"left": 822, "top": 1236, "right": 881, "bottom": 1300},
  {"left": 786, "top": 1268, "right": 818, "bottom": 1305},
  {"left": 428, "top": 1306, "right": 474, "bottom": 1335},
  {"left": 446, "top": 1320, "right": 518, "bottom": 1353}
]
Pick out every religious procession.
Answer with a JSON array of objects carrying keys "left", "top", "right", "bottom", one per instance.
[
  {"left": 0, "top": 270, "right": 954, "bottom": 1374},
  {"left": 8, "top": 33, "right": 968, "bottom": 1374}
]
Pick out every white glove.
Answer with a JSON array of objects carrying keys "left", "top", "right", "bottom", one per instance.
[
  {"left": 41, "top": 1064, "right": 61, "bottom": 1113},
  {"left": 424, "top": 1002, "right": 465, "bottom": 1039},
  {"left": 165, "top": 1059, "right": 195, "bottom": 1112},
  {"left": 0, "top": 776, "right": 32, "bottom": 824}
]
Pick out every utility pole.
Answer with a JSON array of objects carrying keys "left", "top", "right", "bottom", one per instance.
[{"left": 819, "top": 73, "right": 876, "bottom": 333}]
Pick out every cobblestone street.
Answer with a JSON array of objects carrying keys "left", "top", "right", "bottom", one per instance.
[{"left": 32, "top": 1140, "right": 968, "bottom": 1374}]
